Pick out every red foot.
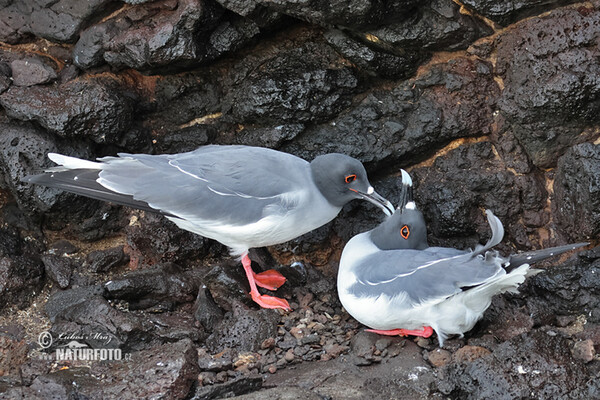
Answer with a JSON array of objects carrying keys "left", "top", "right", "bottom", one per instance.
[
  {"left": 241, "top": 253, "right": 291, "bottom": 311},
  {"left": 250, "top": 292, "right": 291, "bottom": 311},
  {"left": 366, "top": 326, "right": 434, "bottom": 338},
  {"left": 253, "top": 269, "right": 287, "bottom": 291}
]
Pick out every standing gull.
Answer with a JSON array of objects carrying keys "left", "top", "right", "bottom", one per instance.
[
  {"left": 338, "top": 170, "right": 588, "bottom": 345},
  {"left": 23, "top": 145, "right": 394, "bottom": 311}
]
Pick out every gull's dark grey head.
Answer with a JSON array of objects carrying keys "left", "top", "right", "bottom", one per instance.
[
  {"left": 310, "top": 153, "right": 393, "bottom": 215},
  {"left": 370, "top": 207, "right": 429, "bottom": 250},
  {"left": 370, "top": 169, "right": 427, "bottom": 250}
]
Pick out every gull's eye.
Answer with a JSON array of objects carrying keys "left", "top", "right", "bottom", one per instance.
[
  {"left": 400, "top": 225, "right": 410, "bottom": 239},
  {"left": 345, "top": 174, "right": 357, "bottom": 183}
]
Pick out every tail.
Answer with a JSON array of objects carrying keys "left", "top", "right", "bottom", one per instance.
[
  {"left": 470, "top": 210, "right": 504, "bottom": 259},
  {"left": 506, "top": 242, "right": 589, "bottom": 271},
  {"left": 22, "top": 154, "right": 173, "bottom": 216}
]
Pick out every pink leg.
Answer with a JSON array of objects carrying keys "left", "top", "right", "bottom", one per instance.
[
  {"left": 241, "top": 253, "right": 291, "bottom": 311},
  {"left": 365, "top": 326, "right": 434, "bottom": 338}
]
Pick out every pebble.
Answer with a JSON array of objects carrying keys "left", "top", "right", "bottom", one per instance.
[
  {"left": 427, "top": 349, "right": 452, "bottom": 367},
  {"left": 284, "top": 349, "right": 295, "bottom": 362},
  {"left": 572, "top": 339, "right": 595, "bottom": 363}
]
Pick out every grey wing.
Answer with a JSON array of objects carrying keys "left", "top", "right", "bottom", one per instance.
[
  {"left": 350, "top": 248, "right": 504, "bottom": 305},
  {"left": 97, "top": 146, "right": 309, "bottom": 225}
]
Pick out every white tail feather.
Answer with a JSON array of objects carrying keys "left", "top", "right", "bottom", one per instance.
[{"left": 48, "top": 153, "right": 101, "bottom": 170}]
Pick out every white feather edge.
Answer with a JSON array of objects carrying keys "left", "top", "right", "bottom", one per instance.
[{"left": 48, "top": 153, "right": 102, "bottom": 170}]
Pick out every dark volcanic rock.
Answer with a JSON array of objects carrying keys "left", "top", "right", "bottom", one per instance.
[
  {"left": 0, "top": 227, "right": 44, "bottom": 311},
  {"left": 281, "top": 56, "right": 500, "bottom": 167},
  {"left": 18, "top": 340, "right": 198, "bottom": 399},
  {"left": 461, "top": 0, "right": 581, "bottom": 26},
  {"left": 0, "top": 78, "right": 134, "bottom": 144},
  {"left": 366, "top": 0, "right": 493, "bottom": 52},
  {"left": 0, "top": 0, "right": 114, "bottom": 44},
  {"left": 437, "top": 331, "right": 595, "bottom": 399},
  {"left": 225, "top": 39, "right": 358, "bottom": 125},
  {"left": 85, "top": 246, "right": 128, "bottom": 273},
  {"left": 496, "top": 5, "right": 600, "bottom": 168},
  {"left": 324, "top": 29, "right": 426, "bottom": 79},
  {"left": 73, "top": 0, "right": 225, "bottom": 70},
  {"left": 413, "top": 141, "right": 547, "bottom": 248},
  {"left": 126, "top": 212, "right": 220, "bottom": 267},
  {"left": 253, "top": 0, "right": 421, "bottom": 28},
  {"left": 191, "top": 375, "right": 263, "bottom": 400},
  {"left": 526, "top": 247, "right": 600, "bottom": 324},
  {"left": 194, "top": 286, "right": 225, "bottom": 331},
  {"left": 49, "top": 295, "right": 154, "bottom": 350},
  {"left": 103, "top": 264, "right": 201, "bottom": 310},
  {"left": 41, "top": 254, "right": 73, "bottom": 289},
  {"left": 553, "top": 143, "right": 600, "bottom": 241},
  {"left": 10, "top": 58, "right": 57, "bottom": 86},
  {"left": 45, "top": 286, "right": 104, "bottom": 323},
  {"left": 206, "top": 304, "right": 279, "bottom": 352}
]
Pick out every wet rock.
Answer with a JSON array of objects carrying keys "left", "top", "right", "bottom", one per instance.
[
  {"left": 85, "top": 246, "right": 128, "bottom": 273},
  {"left": 104, "top": 263, "right": 200, "bottom": 310},
  {"left": 10, "top": 58, "right": 57, "bottom": 86},
  {"left": 191, "top": 374, "right": 263, "bottom": 400},
  {"left": 461, "top": 0, "right": 580, "bottom": 26},
  {"left": 73, "top": 0, "right": 225, "bottom": 70},
  {"left": 225, "top": 40, "right": 358, "bottom": 125},
  {"left": 324, "top": 29, "right": 426, "bottom": 79},
  {"left": 496, "top": 6, "right": 600, "bottom": 168},
  {"left": 553, "top": 143, "right": 600, "bottom": 241},
  {"left": 437, "top": 331, "right": 593, "bottom": 399},
  {"left": 194, "top": 286, "right": 225, "bottom": 332},
  {"left": 0, "top": 0, "right": 116, "bottom": 44},
  {"left": 572, "top": 339, "right": 595, "bottom": 363},
  {"left": 0, "top": 78, "right": 134, "bottom": 144},
  {"left": 366, "top": 0, "right": 493, "bottom": 52},
  {"left": 41, "top": 254, "right": 73, "bottom": 289},
  {"left": 256, "top": 0, "right": 421, "bottom": 28},
  {"left": 281, "top": 56, "right": 499, "bottom": 168},
  {"left": 206, "top": 304, "right": 279, "bottom": 353}
]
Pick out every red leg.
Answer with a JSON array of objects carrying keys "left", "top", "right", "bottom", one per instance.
[
  {"left": 365, "top": 326, "right": 433, "bottom": 338},
  {"left": 241, "top": 253, "right": 291, "bottom": 311},
  {"left": 253, "top": 269, "right": 287, "bottom": 290}
]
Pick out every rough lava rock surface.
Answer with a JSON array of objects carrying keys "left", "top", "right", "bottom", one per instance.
[{"left": 0, "top": 1, "right": 598, "bottom": 399}]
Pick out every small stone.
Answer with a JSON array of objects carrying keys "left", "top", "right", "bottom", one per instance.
[
  {"left": 324, "top": 343, "right": 349, "bottom": 358},
  {"left": 416, "top": 337, "right": 431, "bottom": 348},
  {"left": 375, "top": 338, "right": 392, "bottom": 352},
  {"left": 290, "top": 326, "right": 306, "bottom": 339},
  {"left": 427, "top": 349, "right": 452, "bottom": 367},
  {"left": 260, "top": 337, "right": 275, "bottom": 350},
  {"left": 452, "top": 345, "right": 492, "bottom": 363},
  {"left": 268, "top": 365, "right": 277, "bottom": 374},
  {"left": 572, "top": 339, "right": 595, "bottom": 363},
  {"left": 284, "top": 349, "right": 295, "bottom": 362}
]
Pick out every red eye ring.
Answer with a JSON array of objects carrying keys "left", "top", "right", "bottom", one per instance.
[
  {"left": 345, "top": 174, "right": 357, "bottom": 183},
  {"left": 400, "top": 225, "right": 410, "bottom": 239}
]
